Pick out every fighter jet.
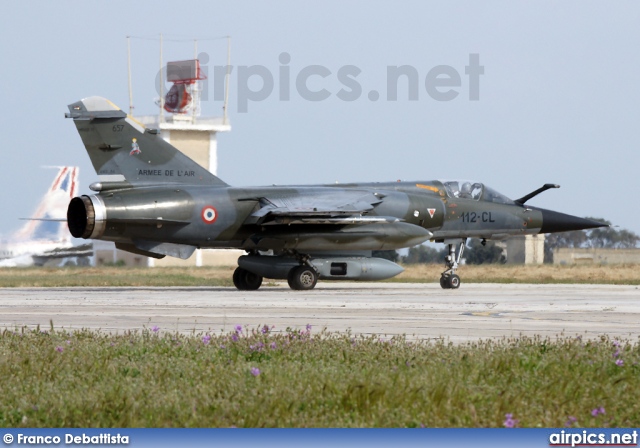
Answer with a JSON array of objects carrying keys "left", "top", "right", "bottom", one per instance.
[{"left": 65, "top": 97, "right": 606, "bottom": 290}]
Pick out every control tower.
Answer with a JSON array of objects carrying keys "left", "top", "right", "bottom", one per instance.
[{"left": 136, "top": 59, "right": 230, "bottom": 182}]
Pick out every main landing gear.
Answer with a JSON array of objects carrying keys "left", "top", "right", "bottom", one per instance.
[
  {"left": 440, "top": 238, "right": 466, "bottom": 289},
  {"left": 287, "top": 265, "right": 318, "bottom": 290},
  {"left": 233, "top": 267, "right": 263, "bottom": 291},
  {"left": 232, "top": 252, "right": 319, "bottom": 291}
]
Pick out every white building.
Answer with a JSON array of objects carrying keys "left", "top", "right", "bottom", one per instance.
[{"left": 504, "top": 234, "right": 545, "bottom": 264}]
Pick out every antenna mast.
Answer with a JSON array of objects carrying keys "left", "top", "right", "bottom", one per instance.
[
  {"left": 192, "top": 39, "right": 199, "bottom": 119},
  {"left": 159, "top": 33, "right": 164, "bottom": 123},
  {"left": 127, "top": 36, "right": 133, "bottom": 115},
  {"left": 223, "top": 36, "right": 231, "bottom": 125}
]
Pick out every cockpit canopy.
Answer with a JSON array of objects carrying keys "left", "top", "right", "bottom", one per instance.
[{"left": 440, "top": 180, "right": 513, "bottom": 204}]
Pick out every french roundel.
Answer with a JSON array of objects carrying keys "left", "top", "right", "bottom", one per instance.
[{"left": 201, "top": 206, "right": 218, "bottom": 224}]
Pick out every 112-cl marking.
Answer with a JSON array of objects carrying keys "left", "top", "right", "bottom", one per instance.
[{"left": 461, "top": 212, "right": 495, "bottom": 223}]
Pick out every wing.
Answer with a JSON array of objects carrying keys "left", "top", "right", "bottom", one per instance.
[{"left": 242, "top": 189, "right": 400, "bottom": 225}]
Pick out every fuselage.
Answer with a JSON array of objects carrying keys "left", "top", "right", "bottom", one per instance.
[{"left": 69, "top": 179, "right": 548, "bottom": 253}]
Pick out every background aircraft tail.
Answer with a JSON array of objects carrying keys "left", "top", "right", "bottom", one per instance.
[
  {"left": 66, "top": 97, "right": 228, "bottom": 187},
  {"left": 14, "top": 166, "right": 78, "bottom": 243}
]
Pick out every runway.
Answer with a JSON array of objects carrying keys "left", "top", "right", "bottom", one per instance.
[{"left": 0, "top": 283, "right": 638, "bottom": 342}]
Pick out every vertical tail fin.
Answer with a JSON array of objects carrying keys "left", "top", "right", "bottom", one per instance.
[
  {"left": 14, "top": 167, "right": 78, "bottom": 243},
  {"left": 66, "top": 97, "right": 227, "bottom": 187}
]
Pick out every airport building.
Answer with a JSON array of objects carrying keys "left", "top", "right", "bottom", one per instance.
[
  {"left": 504, "top": 234, "right": 545, "bottom": 265},
  {"left": 553, "top": 247, "right": 640, "bottom": 265}
]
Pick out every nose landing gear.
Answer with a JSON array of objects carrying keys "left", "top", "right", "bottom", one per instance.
[{"left": 440, "top": 238, "right": 466, "bottom": 289}]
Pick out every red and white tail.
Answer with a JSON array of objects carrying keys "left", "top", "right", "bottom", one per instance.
[{"left": 14, "top": 167, "right": 79, "bottom": 243}]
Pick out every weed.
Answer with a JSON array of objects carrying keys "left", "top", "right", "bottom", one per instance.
[{"left": 0, "top": 327, "right": 638, "bottom": 427}]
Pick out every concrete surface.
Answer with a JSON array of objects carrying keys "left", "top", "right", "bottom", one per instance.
[{"left": 1, "top": 283, "right": 638, "bottom": 343}]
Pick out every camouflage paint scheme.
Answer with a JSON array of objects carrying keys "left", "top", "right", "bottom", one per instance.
[{"left": 66, "top": 97, "right": 606, "bottom": 290}]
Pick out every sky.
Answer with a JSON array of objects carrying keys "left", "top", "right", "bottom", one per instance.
[{"left": 1, "top": 1, "right": 639, "bottom": 238}]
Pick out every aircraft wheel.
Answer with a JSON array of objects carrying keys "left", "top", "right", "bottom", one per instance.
[
  {"left": 233, "top": 267, "right": 263, "bottom": 291},
  {"left": 440, "top": 276, "right": 450, "bottom": 289},
  {"left": 448, "top": 274, "right": 461, "bottom": 289},
  {"left": 288, "top": 266, "right": 318, "bottom": 290}
]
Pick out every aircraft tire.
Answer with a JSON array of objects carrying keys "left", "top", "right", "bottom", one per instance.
[
  {"left": 233, "top": 267, "right": 263, "bottom": 291},
  {"left": 440, "top": 276, "right": 450, "bottom": 289},
  {"left": 448, "top": 274, "right": 461, "bottom": 289},
  {"left": 287, "top": 266, "right": 318, "bottom": 290}
]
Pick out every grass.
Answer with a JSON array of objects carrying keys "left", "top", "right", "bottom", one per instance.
[
  {"left": 0, "top": 266, "right": 234, "bottom": 288},
  {"left": 395, "top": 263, "right": 640, "bottom": 285},
  {"left": 1, "top": 325, "right": 639, "bottom": 427},
  {"left": 0, "top": 263, "right": 638, "bottom": 287}
]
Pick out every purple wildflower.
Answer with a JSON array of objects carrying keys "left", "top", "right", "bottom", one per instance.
[
  {"left": 234, "top": 325, "right": 242, "bottom": 333},
  {"left": 503, "top": 413, "right": 519, "bottom": 428},
  {"left": 261, "top": 325, "right": 270, "bottom": 334},
  {"left": 613, "top": 340, "right": 620, "bottom": 347},
  {"left": 66, "top": 340, "right": 71, "bottom": 344},
  {"left": 151, "top": 326, "right": 159, "bottom": 333},
  {"left": 591, "top": 407, "right": 605, "bottom": 417},
  {"left": 614, "top": 349, "right": 620, "bottom": 358},
  {"left": 615, "top": 359, "right": 624, "bottom": 366},
  {"left": 565, "top": 416, "right": 578, "bottom": 427},
  {"left": 250, "top": 367, "right": 260, "bottom": 377},
  {"left": 202, "top": 334, "right": 211, "bottom": 345},
  {"left": 55, "top": 346, "right": 63, "bottom": 353},
  {"left": 270, "top": 342, "right": 277, "bottom": 350},
  {"left": 231, "top": 333, "right": 239, "bottom": 342},
  {"left": 306, "top": 324, "right": 312, "bottom": 332}
]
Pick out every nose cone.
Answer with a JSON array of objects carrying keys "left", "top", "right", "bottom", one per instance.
[{"left": 537, "top": 208, "right": 608, "bottom": 233}]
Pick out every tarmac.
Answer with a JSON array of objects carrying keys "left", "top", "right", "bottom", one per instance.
[{"left": 1, "top": 283, "right": 638, "bottom": 342}]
